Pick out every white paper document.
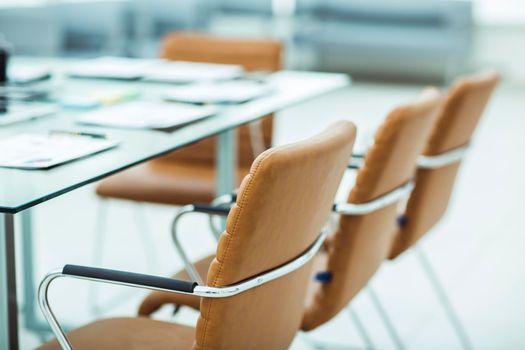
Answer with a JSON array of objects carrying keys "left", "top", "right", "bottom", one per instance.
[
  {"left": 8, "top": 65, "right": 52, "bottom": 84},
  {"left": 163, "top": 80, "right": 274, "bottom": 104},
  {"left": 66, "top": 57, "right": 160, "bottom": 80},
  {"left": 66, "top": 57, "right": 244, "bottom": 83},
  {"left": 0, "top": 103, "right": 59, "bottom": 126},
  {"left": 0, "top": 134, "right": 119, "bottom": 169},
  {"left": 76, "top": 101, "right": 218, "bottom": 129},
  {"left": 143, "top": 61, "right": 244, "bottom": 83}
]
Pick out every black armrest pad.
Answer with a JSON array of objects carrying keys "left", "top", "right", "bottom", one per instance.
[
  {"left": 62, "top": 265, "right": 197, "bottom": 293},
  {"left": 193, "top": 204, "right": 231, "bottom": 216}
]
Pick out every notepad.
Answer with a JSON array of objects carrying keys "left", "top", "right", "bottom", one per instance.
[
  {"left": 163, "top": 80, "right": 274, "bottom": 104},
  {"left": 66, "top": 57, "right": 160, "bottom": 80},
  {"left": 143, "top": 61, "right": 244, "bottom": 83},
  {"left": 0, "top": 103, "right": 58, "bottom": 126},
  {"left": 0, "top": 134, "right": 119, "bottom": 169},
  {"left": 76, "top": 101, "right": 218, "bottom": 129}
]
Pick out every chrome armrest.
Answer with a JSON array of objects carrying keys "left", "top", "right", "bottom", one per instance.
[
  {"left": 172, "top": 204, "right": 232, "bottom": 284},
  {"left": 348, "top": 143, "right": 470, "bottom": 171},
  {"left": 333, "top": 181, "right": 415, "bottom": 216},
  {"left": 40, "top": 229, "right": 329, "bottom": 350},
  {"left": 417, "top": 144, "right": 469, "bottom": 169},
  {"left": 39, "top": 265, "right": 198, "bottom": 350}
]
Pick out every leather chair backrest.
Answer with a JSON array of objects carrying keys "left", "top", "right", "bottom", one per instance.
[
  {"left": 389, "top": 71, "right": 500, "bottom": 259},
  {"left": 302, "top": 88, "right": 442, "bottom": 331},
  {"left": 193, "top": 121, "right": 356, "bottom": 350},
  {"left": 159, "top": 32, "right": 283, "bottom": 168}
]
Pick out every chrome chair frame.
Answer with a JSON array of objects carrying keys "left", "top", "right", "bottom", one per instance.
[
  {"left": 333, "top": 180, "right": 415, "bottom": 350},
  {"left": 176, "top": 180, "right": 415, "bottom": 285},
  {"left": 417, "top": 144, "right": 469, "bottom": 169},
  {"left": 347, "top": 145, "right": 473, "bottom": 350},
  {"left": 38, "top": 229, "right": 328, "bottom": 350},
  {"left": 347, "top": 145, "right": 469, "bottom": 171},
  {"left": 172, "top": 180, "right": 415, "bottom": 350},
  {"left": 332, "top": 181, "right": 414, "bottom": 216},
  {"left": 171, "top": 203, "right": 232, "bottom": 284}
]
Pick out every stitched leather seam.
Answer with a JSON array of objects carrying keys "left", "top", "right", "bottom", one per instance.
[{"left": 199, "top": 148, "right": 277, "bottom": 347}]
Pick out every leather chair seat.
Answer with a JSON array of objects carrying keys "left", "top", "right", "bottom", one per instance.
[
  {"left": 138, "top": 251, "right": 328, "bottom": 317},
  {"left": 39, "top": 317, "right": 195, "bottom": 350},
  {"left": 96, "top": 160, "right": 250, "bottom": 205}
]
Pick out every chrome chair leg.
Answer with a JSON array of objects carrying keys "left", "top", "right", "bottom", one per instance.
[
  {"left": 366, "top": 285, "right": 405, "bottom": 350},
  {"left": 347, "top": 305, "right": 374, "bottom": 350},
  {"left": 414, "top": 245, "right": 473, "bottom": 350}
]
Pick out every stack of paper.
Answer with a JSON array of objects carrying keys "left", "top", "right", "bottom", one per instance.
[
  {"left": 163, "top": 80, "right": 274, "bottom": 104},
  {"left": 0, "top": 133, "right": 119, "bottom": 169},
  {"left": 143, "top": 61, "right": 244, "bottom": 83},
  {"left": 76, "top": 101, "right": 218, "bottom": 129},
  {"left": 65, "top": 57, "right": 244, "bottom": 83},
  {"left": 66, "top": 57, "right": 160, "bottom": 80}
]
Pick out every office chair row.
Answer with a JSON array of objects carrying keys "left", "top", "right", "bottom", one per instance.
[{"left": 37, "top": 33, "right": 499, "bottom": 349}]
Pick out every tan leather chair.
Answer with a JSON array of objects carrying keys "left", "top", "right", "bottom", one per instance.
[
  {"left": 390, "top": 70, "right": 500, "bottom": 258},
  {"left": 301, "top": 88, "right": 442, "bottom": 332},
  {"left": 137, "top": 88, "right": 442, "bottom": 345},
  {"left": 38, "top": 121, "right": 357, "bottom": 350},
  {"left": 376, "top": 71, "right": 499, "bottom": 350},
  {"left": 96, "top": 32, "right": 283, "bottom": 205}
]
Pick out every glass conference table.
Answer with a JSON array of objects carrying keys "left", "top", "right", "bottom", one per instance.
[{"left": 0, "top": 59, "right": 349, "bottom": 349}]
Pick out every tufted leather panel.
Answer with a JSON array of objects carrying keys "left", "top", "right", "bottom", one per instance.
[{"left": 193, "top": 121, "right": 356, "bottom": 349}]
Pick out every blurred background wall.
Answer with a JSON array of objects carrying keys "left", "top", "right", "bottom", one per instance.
[{"left": 0, "top": 0, "right": 523, "bottom": 84}]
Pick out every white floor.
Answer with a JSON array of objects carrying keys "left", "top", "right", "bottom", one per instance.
[{"left": 17, "top": 80, "right": 525, "bottom": 349}]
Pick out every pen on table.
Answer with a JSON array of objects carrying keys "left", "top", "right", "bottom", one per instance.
[{"left": 49, "top": 130, "right": 107, "bottom": 139}]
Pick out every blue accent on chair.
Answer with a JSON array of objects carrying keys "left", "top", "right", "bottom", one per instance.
[
  {"left": 315, "top": 271, "right": 333, "bottom": 283},
  {"left": 397, "top": 214, "right": 408, "bottom": 227}
]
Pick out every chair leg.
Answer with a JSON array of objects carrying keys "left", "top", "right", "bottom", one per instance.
[
  {"left": 346, "top": 305, "right": 375, "bottom": 350},
  {"left": 366, "top": 285, "right": 405, "bottom": 350},
  {"left": 414, "top": 245, "right": 473, "bottom": 350}
]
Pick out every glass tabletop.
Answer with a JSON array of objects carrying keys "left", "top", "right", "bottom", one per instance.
[{"left": 0, "top": 60, "right": 350, "bottom": 213}]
